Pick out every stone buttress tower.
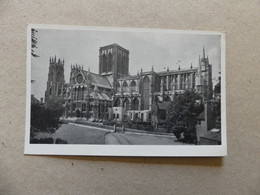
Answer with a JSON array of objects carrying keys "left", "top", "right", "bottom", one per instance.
[{"left": 45, "top": 56, "right": 65, "bottom": 104}]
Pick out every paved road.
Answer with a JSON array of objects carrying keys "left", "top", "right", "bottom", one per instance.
[
  {"left": 34, "top": 124, "right": 185, "bottom": 145},
  {"left": 105, "top": 132, "right": 185, "bottom": 145},
  {"left": 35, "top": 124, "right": 108, "bottom": 144}
]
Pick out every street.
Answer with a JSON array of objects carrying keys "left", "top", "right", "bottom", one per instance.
[
  {"left": 104, "top": 132, "right": 182, "bottom": 145},
  {"left": 34, "top": 123, "right": 185, "bottom": 145},
  {"left": 34, "top": 123, "right": 108, "bottom": 144}
]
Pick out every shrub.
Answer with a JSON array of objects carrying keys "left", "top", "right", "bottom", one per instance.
[
  {"left": 30, "top": 102, "right": 62, "bottom": 138},
  {"left": 55, "top": 138, "right": 68, "bottom": 144},
  {"left": 103, "top": 121, "right": 116, "bottom": 126},
  {"left": 30, "top": 137, "right": 54, "bottom": 144}
]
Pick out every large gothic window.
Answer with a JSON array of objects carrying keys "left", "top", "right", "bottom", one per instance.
[
  {"left": 49, "top": 87, "right": 52, "bottom": 95},
  {"left": 141, "top": 76, "right": 150, "bottom": 110},
  {"left": 72, "top": 103, "right": 76, "bottom": 111},
  {"left": 130, "top": 80, "right": 136, "bottom": 92},
  {"left": 132, "top": 98, "right": 139, "bottom": 110},
  {"left": 82, "top": 103, "right": 86, "bottom": 111},
  {"left": 183, "top": 75, "right": 186, "bottom": 89},
  {"left": 192, "top": 73, "right": 195, "bottom": 89},
  {"left": 81, "top": 87, "right": 84, "bottom": 100},
  {"left": 107, "top": 53, "right": 112, "bottom": 72},
  {"left": 154, "top": 77, "right": 160, "bottom": 92},
  {"left": 57, "top": 72, "right": 61, "bottom": 82},
  {"left": 114, "top": 98, "right": 120, "bottom": 107},
  {"left": 122, "top": 81, "right": 128, "bottom": 93},
  {"left": 174, "top": 76, "right": 178, "bottom": 90},
  {"left": 123, "top": 98, "right": 130, "bottom": 110},
  {"left": 103, "top": 54, "right": 107, "bottom": 73}
]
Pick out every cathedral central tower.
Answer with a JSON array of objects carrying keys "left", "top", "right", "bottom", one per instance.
[
  {"left": 99, "top": 43, "right": 129, "bottom": 77},
  {"left": 99, "top": 44, "right": 129, "bottom": 91}
]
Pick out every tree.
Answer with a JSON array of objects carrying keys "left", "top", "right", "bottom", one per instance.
[
  {"left": 45, "top": 97, "right": 64, "bottom": 116},
  {"left": 166, "top": 90, "right": 204, "bottom": 144},
  {"left": 214, "top": 76, "right": 221, "bottom": 95},
  {"left": 30, "top": 98, "right": 64, "bottom": 140},
  {"left": 31, "top": 28, "right": 39, "bottom": 57},
  {"left": 213, "top": 76, "right": 221, "bottom": 129}
]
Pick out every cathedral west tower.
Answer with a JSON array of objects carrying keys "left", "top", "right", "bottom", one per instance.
[{"left": 45, "top": 56, "right": 65, "bottom": 104}]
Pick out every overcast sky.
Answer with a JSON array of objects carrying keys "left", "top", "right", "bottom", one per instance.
[{"left": 31, "top": 27, "right": 221, "bottom": 100}]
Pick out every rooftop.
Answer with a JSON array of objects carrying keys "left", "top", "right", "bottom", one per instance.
[{"left": 81, "top": 70, "right": 112, "bottom": 89}]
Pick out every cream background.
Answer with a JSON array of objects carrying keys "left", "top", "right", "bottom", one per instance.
[{"left": 0, "top": 0, "right": 259, "bottom": 194}]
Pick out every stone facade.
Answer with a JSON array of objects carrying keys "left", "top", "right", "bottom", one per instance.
[
  {"left": 45, "top": 44, "right": 213, "bottom": 123},
  {"left": 64, "top": 66, "right": 113, "bottom": 119}
]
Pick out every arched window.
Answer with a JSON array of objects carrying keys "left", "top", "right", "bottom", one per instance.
[
  {"left": 123, "top": 98, "right": 129, "bottom": 110},
  {"left": 103, "top": 54, "right": 107, "bottom": 73},
  {"left": 122, "top": 81, "right": 128, "bottom": 93},
  {"left": 72, "top": 103, "right": 76, "bottom": 111},
  {"left": 186, "top": 76, "right": 190, "bottom": 89},
  {"left": 132, "top": 98, "right": 139, "bottom": 110},
  {"left": 182, "top": 75, "right": 185, "bottom": 89},
  {"left": 49, "top": 87, "right": 52, "bottom": 95},
  {"left": 114, "top": 98, "right": 120, "bottom": 107},
  {"left": 141, "top": 76, "right": 150, "bottom": 110},
  {"left": 107, "top": 53, "right": 112, "bottom": 72},
  {"left": 57, "top": 72, "right": 61, "bottom": 82},
  {"left": 171, "top": 76, "right": 177, "bottom": 90},
  {"left": 130, "top": 80, "right": 136, "bottom": 92},
  {"left": 116, "top": 81, "right": 121, "bottom": 93},
  {"left": 82, "top": 87, "right": 85, "bottom": 100},
  {"left": 154, "top": 77, "right": 161, "bottom": 92},
  {"left": 82, "top": 103, "right": 86, "bottom": 111},
  {"left": 135, "top": 113, "right": 138, "bottom": 119}
]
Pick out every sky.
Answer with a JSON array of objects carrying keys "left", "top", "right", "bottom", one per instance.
[{"left": 31, "top": 27, "right": 221, "bottom": 100}]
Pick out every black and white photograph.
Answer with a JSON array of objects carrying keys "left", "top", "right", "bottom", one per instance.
[{"left": 25, "top": 24, "right": 226, "bottom": 156}]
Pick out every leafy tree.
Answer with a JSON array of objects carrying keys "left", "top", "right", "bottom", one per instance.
[
  {"left": 166, "top": 90, "right": 204, "bottom": 144},
  {"left": 30, "top": 98, "right": 64, "bottom": 140},
  {"left": 44, "top": 97, "right": 64, "bottom": 115},
  {"left": 31, "top": 28, "right": 39, "bottom": 57},
  {"left": 30, "top": 104, "right": 61, "bottom": 138},
  {"left": 214, "top": 76, "right": 221, "bottom": 95},
  {"left": 213, "top": 76, "right": 221, "bottom": 129}
]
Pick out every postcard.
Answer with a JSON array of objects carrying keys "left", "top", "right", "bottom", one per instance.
[{"left": 25, "top": 24, "right": 226, "bottom": 156}]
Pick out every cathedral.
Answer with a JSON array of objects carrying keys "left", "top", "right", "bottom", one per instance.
[{"left": 45, "top": 43, "right": 213, "bottom": 124}]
